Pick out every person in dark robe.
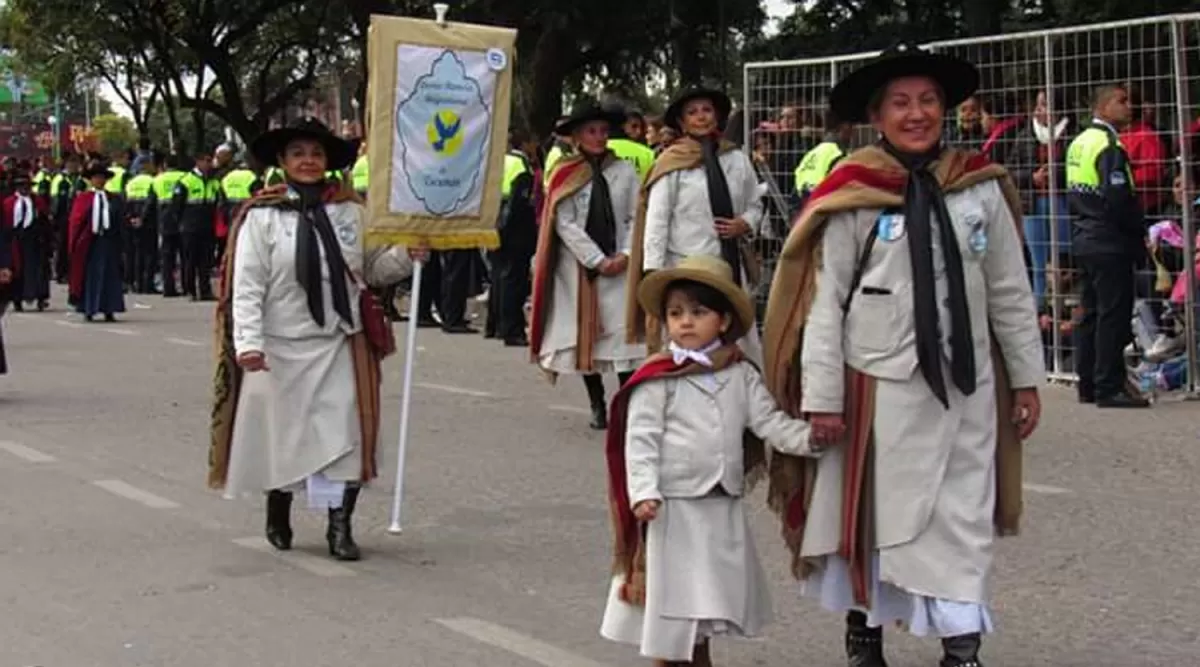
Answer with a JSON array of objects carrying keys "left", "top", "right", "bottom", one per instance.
[
  {"left": 67, "top": 162, "right": 126, "bottom": 322},
  {"left": 0, "top": 201, "right": 12, "bottom": 375},
  {"left": 4, "top": 168, "right": 51, "bottom": 312}
]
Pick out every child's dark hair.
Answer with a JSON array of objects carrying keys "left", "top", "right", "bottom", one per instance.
[{"left": 661, "top": 279, "right": 738, "bottom": 337}]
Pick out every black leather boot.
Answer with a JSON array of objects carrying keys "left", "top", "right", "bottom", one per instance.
[
  {"left": 326, "top": 485, "right": 361, "bottom": 561},
  {"left": 583, "top": 374, "right": 607, "bottom": 430},
  {"left": 846, "top": 611, "right": 888, "bottom": 667},
  {"left": 939, "top": 633, "right": 983, "bottom": 667},
  {"left": 265, "top": 490, "right": 293, "bottom": 551}
]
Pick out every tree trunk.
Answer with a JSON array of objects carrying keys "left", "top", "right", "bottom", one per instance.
[
  {"left": 674, "top": 22, "right": 703, "bottom": 88},
  {"left": 527, "top": 27, "right": 575, "bottom": 137},
  {"left": 162, "top": 92, "right": 182, "bottom": 155}
]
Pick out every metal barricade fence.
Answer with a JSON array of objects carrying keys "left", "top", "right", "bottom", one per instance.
[{"left": 743, "top": 13, "right": 1200, "bottom": 392}]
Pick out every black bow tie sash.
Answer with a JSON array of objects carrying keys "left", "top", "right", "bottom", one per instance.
[
  {"left": 291, "top": 189, "right": 353, "bottom": 328},
  {"left": 887, "top": 144, "right": 976, "bottom": 409},
  {"left": 700, "top": 138, "right": 742, "bottom": 286},
  {"left": 583, "top": 156, "right": 617, "bottom": 280}
]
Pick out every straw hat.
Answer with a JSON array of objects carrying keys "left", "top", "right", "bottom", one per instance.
[{"left": 637, "top": 255, "right": 754, "bottom": 341}]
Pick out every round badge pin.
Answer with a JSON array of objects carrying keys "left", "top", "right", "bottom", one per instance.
[
  {"left": 876, "top": 213, "right": 906, "bottom": 242},
  {"left": 486, "top": 48, "right": 507, "bottom": 72},
  {"left": 968, "top": 221, "right": 988, "bottom": 254}
]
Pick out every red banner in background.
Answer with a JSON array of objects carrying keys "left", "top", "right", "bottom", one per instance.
[{"left": 0, "top": 122, "right": 79, "bottom": 160}]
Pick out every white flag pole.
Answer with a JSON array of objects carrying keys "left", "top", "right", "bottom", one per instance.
[
  {"left": 388, "top": 258, "right": 424, "bottom": 534},
  {"left": 386, "top": 1, "right": 451, "bottom": 535}
]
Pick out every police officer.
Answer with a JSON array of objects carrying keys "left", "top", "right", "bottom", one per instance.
[
  {"left": 604, "top": 103, "right": 655, "bottom": 180},
  {"left": 105, "top": 150, "right": 134, "bottom": 289},
  {"left": 1066, "top": 83, "right": 1149, "bottom": 409},
  {"left": 124, "top": 158, "right": 160, "bottom": 294},
  {"left": 793, "top": 107, "right": 853, "bottom": 212},
  {"left": 219, "top": 158, "right": 259, "bottom": 261},
  {"left": 351, "top": 146, "right": 369, "bottom": 197},
  {"left": 166, "top": 151, "right": 220, "bottom": 301},
  {"left": 50, "top": 153, "right": 85, "bottom": 284},
  {"left": 153, "top": 154, "right": 189, "bottom": 297},
  {"left": 485, "top": 128, "right": 538, "bottom": 345}
]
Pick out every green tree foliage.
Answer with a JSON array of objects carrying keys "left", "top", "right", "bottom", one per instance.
[
  {"left": 1, "top": 0, "right": 1193, "bottom": 151},
  {"left": 0, "top": 0, "right": 344, "bottom": 145},
  {"left": 91, "top": 113, "right": 138, "bottom": 155}
]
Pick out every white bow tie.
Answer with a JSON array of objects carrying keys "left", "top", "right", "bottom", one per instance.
[{"left": 670, "top": 344, "right": 714, "bottom": 368}]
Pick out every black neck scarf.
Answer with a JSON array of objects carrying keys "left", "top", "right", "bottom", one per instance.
[
  {"left": 881, "top": 140, "right": 976, "bottom": 408},
  {"left": 289, "top": 180, "right": 353, "bottom": 328},
  {"left": 698, "top": 135, "right": 742, "bottom": 285},
  {"left": 583, "top": 153, "right": 617, "bottom": 266}
]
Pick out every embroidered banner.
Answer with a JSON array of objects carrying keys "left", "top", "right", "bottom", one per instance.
[{"left": 365, "top": 14, "right": 515, "bottom": 250}]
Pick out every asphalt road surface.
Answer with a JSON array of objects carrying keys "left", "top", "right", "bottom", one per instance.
[{"left": 1, "top": 286, "right": 1197, "bottom": 666}]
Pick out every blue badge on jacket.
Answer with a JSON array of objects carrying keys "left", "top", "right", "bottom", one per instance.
[
  {"left": 967, "top": 218, "right": 988, "bottom": 255},
  {"left": 876, "top": 213, "right": 905, "bottom": 242}
]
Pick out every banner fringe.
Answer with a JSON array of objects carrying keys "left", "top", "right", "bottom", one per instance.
[{"left": 363, "top": 229, "right": 500, "bottom": 251}]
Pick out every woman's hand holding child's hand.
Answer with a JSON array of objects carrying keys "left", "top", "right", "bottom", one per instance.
[{"left": 633, "top": 500, "right": 660, "bottom": 522}]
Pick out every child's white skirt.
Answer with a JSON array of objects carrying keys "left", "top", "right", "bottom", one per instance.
[{"left": 600, "top": 494, "right": 774, "bottom": 661}]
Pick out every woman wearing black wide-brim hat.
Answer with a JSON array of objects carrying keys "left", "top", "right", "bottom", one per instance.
[
  {"left": 210, "top": 116, "right": 425, "bottom": 563},
  {"left": 4, "top": 161, "right": 51, "bottom": 313},
  {"left": 761, "top": 43, "right": 1044, "bottom": 667},
  {"left": 529, "top": 98, "right": 644, "bottom": 430},
  {"left": 626, "top": 86, "right": 765, "bottom": 365}
]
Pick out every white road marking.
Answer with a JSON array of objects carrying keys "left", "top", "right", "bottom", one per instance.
[
  {"left": 548, "top": 404, "right": 591, "bottom": 415},
  {"left": 434, "top": 617, "right": 614, "bottom": 667},
  {"left": 100, "top": 327, "right": 138, "bottom": 336},
  {"left": 1023, "top": 482, "right": 1072, "bottom": 495},
  {"left": 414, "top": 382, "right": 493, "bottom": 398},
  {"left": 92, "top": 480, "right": 180, "bottom": 509},
  {"left": 232, "top": 537, "right": 358, "bottom": 577},
  {"left": 54, "top": 320, "right": 83, "bottom": 329},
  {"left": 165, "top": 337, "right": 205, "bottom": 347},
  {"left": 0, "top": 441, "right": 56, "bottom": 463}
]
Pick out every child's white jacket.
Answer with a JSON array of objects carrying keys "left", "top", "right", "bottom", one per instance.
[{"left": 625, "top": 360, "right": 814, "bottom": 507}]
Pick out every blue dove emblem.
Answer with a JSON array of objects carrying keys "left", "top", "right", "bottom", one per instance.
[{"left": 428, "top": 111, "right": 463, "bottom": 155}]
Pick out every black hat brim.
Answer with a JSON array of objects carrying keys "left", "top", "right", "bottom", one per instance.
[
  {"left": 665, "top": 88, "right": 733, "bottom": 133},
  {"left": 554, "top": 110, "right": 627, "bottom": 137},
  {"left": 830, "top": 51, "right": 979, "bottom": 124},
  {"left": 81, "top": 167, "right": 114, "bottom": 179},
  {"left": 250, "top": 127, "right": 356, "bottom": 172}
]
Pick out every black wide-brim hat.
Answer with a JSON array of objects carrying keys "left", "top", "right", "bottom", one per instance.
[
  {"left": 554, "top": 102, "right": 626, "bottom": 136},
  {"left": 250, "top": 117, "right": 356, "bottom": 172},
  {"left": 81, "top": 162, "right": 114, "bottom": 179},
  {"left": 664, "top": 87, "right": 733, "bottom": 133},
  {"left": 830, "top": 42, "right": 979, "bottom": 124}
]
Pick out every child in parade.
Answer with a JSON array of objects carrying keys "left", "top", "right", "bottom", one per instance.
[{"left": 600, "top": 254, "right": 825, "bottom": 666}]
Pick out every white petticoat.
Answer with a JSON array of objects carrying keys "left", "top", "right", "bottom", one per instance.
[{"left": 803, "top": 553, "right": 995, "bottom": 637}]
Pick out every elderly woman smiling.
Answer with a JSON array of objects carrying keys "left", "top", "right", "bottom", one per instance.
[
  {"left": 762, "top": 44, "right": 1045, "bottom": 667},
  {"left": 209, "top": 118, "right": 423, "bottom": 562}
]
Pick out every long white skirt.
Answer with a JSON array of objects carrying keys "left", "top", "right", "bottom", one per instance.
[
  {"left": 600, "top": 495, "right": 774, "bottom": 660},
  {"left": 224, "top": 332, "right": 362, "bottom": 499}
]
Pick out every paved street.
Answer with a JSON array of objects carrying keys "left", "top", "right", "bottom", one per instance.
[{"left": 1, "top": 286, "right": 1198, "bottom": 667}]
